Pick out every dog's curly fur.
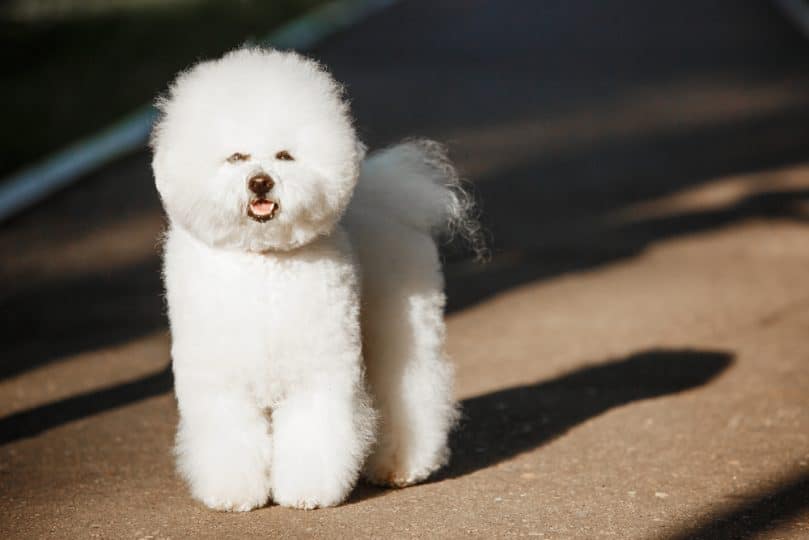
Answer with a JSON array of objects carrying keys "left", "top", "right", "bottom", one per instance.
[{"left": 151, "top": 48, "right": 480, "bottom": 511}]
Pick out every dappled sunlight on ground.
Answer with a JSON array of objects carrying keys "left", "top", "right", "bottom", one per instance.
[
  {"left": 450, "top": 78, "right": 809, "bottom": 180},
  {"left": 612, "top": 162, "right": 809, "bottom": 223}
]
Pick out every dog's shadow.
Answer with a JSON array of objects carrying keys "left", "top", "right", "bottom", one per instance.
[
  {"left": 351, "top": 348, "right": 732, "bottom": 501},
  {"left": 0, "top": 346, "right": 730, "bottom": 498}
]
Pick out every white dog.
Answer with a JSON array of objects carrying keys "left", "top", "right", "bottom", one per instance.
[{"left": 151, "top": 48, "right": 482, "bottom": 511}]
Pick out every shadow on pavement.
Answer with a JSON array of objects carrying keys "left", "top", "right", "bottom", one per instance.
[
  {"left": 0, "top": 363, "right": 172, "bottom": 445},
  {"left": 667, "top": 470, "right": 809, "bottom": 540},
  {"left": 446, "top": 184, "right": 809, "bottom": 313},
  {"left": 0, "top": 349, "right": 728, "bottom": 459},
  {"left": 0, "top": 257, "right": 164, "bottom": 380},
  {"left": 442, "top": 348, "right": 732, "bottom": 479},
  {"left": 0, "top": 152, "right": 167, "bottom": 380}
]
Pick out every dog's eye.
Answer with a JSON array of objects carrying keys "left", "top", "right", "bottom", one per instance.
[
  {"left": 227, "top": 152, "right": 250, "bottom": 163},
  {"left": 275, "top": 150, "right": 294, "bottom": 161}
]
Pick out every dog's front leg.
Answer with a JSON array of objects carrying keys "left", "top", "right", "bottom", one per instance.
[
  {"left": 173, "top": 374, "right": 273, "bottom": 512},
  {"left": 270, "top": 378, "right": 373, "bottom": 509}
]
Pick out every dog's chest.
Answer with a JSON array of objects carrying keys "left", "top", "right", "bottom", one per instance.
[
  {"left": 165, "top": 228, "right": 354, "bottom": 397},
  {"left": 197, "top": 250, "right": 326, "bottom": 349}
]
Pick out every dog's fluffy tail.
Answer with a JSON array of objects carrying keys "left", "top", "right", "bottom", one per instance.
[{"left": 350, "top": 139, "right": 487, "bottom": 260}]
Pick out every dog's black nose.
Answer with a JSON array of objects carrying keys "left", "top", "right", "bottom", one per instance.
[{"left": 248, "top": 173, "right": 275, "bottom": 195}]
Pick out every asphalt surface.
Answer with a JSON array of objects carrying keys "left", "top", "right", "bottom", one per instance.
[{"left": 2, "top": 1, "right": 809, "bottom": 538}]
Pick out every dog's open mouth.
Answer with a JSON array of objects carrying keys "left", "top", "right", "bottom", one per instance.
[{"left": 247, "top": 198, "right": 279, "bottom": 222}]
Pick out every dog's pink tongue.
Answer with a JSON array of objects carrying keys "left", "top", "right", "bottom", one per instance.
[{"left": 250, "top": 200, "right": 276, "bottom": 216}]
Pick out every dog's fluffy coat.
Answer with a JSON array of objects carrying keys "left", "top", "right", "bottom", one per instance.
[{"left": 151, "top": 48, "right": 478, "bottom": 511}]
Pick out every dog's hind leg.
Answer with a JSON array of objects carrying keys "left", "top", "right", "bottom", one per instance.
[{"left": 350, "top": 219, "right": 458, "bottom": 486}]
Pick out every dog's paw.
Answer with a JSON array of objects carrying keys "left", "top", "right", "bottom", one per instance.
[
  {"left": 271, "top": 457, "right": 353, "bottom": 510},
  {"left": 183, "top": 455, "right": 271, "bottom": 512},
  {"left": 363, "top": 444, "right": 449, "bottom": 488},
  {"left": 271, "top": 477, "right": 348, "bottom": 510},
  {"left": 363, "top": 462, "right": 425, "bottom": 488},
  {"left": 190, "top": 470, "right": 270, "bottom": 512},
  {"left": 200, "top": 491, "right": 267, "bottom": 513}
]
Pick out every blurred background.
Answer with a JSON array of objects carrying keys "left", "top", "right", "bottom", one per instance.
[
  {"left": 1, "top": 1, "right": 808, "bottom": 538},
  {"left": 0, "top": 0, "right": 327, "bottom": 177}
]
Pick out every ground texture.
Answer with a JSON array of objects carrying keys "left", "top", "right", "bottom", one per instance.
[{"left": 1, "top": 1, "right": 809, "bottom": 538}]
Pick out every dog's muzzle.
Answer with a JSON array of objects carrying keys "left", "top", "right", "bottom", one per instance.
[{"left": 246, "top": 173, "right": 280, "bottom": 222}]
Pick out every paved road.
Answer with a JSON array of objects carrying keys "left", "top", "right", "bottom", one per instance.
[{"left": 2, "top": 1, "right": 809, "bottom": 538}]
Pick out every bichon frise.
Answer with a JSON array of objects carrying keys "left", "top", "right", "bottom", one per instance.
[{"left": 151, "top": 48, "right": 482, "bottom": 511}]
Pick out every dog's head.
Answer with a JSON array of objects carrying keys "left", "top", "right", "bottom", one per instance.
[{"left": 151, "top": 48, "right": 363, "bottom": 252}]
